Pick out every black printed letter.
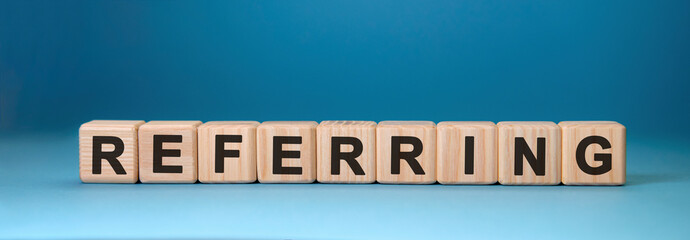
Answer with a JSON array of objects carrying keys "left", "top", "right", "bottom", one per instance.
[
  {"left": 92, "top": 136, "right": 126, "bottom": 174},
  {"left": 273, "top": 136, "right": 302, "bottom": 175},
  {"left": 576, "top": 136, "right": 612, "bottom": 175},
  {"left": 515, "top": 137, "right": 545, "bottom": 176},
  {"left": 153, "top": 135, "right": 183, "bottom": 173},
  {"left": 215, "top": 135, "right": 242, "bottom": 173},
  {"left": 331, "top": 137, "right": 365, "bottom": 175},
  {"left": 465, "top": 136, "right": 475, "bottom": 175},
  {"left": 391, "top": 136, "right": 425, "bottom": 175}
]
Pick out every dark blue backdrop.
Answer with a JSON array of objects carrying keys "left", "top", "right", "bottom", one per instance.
[{"left": 1, "top": 0, "right": 688, "bottom": 136}]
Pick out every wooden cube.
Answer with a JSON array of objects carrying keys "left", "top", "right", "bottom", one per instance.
[
  {"left": 497, "top": 121, "right": 561, "bottom": 185},
  {"left": 560, "top": 121, "right": 626, "bottom": 185},
  {"left": 376, "top": 121, "right": 436, "bottom": 184},
  {"left": 138, "top": 121, "right": 202, "bottom": 183},
  {"left": 79, "top": 120, "right": 145, "bottom": 183},
  {"left": 198, "top": 121, "right": 259, "bottom": 183},
  {"left": 257, "top": 121, "right": 317, "bottom": 183},
  {"left": 317, "top": 121, "right": 376, "bottom": 183},
  {"left": 437, "top": 121, "right": 497, "bottom": 184}
]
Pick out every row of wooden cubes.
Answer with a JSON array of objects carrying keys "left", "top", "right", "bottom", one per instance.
[{"left": 79, "top": 120, "right": 625, "bottom": 185}]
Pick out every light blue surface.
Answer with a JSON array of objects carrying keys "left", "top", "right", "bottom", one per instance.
[{"left": 1, "top": 132, "right": 689, "bottom": 239}]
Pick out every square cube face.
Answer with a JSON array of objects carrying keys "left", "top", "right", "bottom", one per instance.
[
  {"left": 257, "top": 121, "right": 318, "bottom": 183},
  {"left": 317, "top": 121, "right": 377, "bottom": 183},
  {"left": 498, "top": 122, "right": 561, "bottom": 185},
  {"left": 79, "top": 120, "right": 145, "bottom": 183},
  {"left": 198, "top": 121, "right": 259, "bottom": 183},
  {"left": 377, "top": 121, "right": 436, "bottom": 184},
  {"left": 560, "top": 121, "right": 626, "bottom": 185},
  {"left": 138, "top": 121, "right": 202, "bottom": 183},
  {"left": 437, "top": 121, "right": 497, "bottom": 185}
]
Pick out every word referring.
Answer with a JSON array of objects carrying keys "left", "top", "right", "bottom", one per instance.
[{"left": 79, "top": 120, "right": 625, "bottom": 185}]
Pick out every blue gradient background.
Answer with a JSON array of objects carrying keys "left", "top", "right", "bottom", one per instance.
[{"left": 1, "top": 0, "right": 689, "bottom": 239}]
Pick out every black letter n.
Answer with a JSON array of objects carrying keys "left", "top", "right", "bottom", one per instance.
[{"left": 515, "top": 137, "right": 546, "bottom": 176}]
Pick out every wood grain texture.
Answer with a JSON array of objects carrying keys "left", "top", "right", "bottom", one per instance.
[
  {"left": 198, "top": 121, "right": 259, "bottom": 183},
  {"left": 257, "top": 121, "right": 317, "bottom": 183},
  {"left": 79, "top": 120, "right": 145, "bottom": 183},
  {"left": 560, "top": 121, "right": 626, "bottom": 185},
  {"left": 498, "top": 121, "right": 561, "bottom": 185},
  {"left": 376, "top": 121, "right": 436, "bottom": 184},
  {"left": 138, "top": 121, "right": 202, "bottom": 183},
  {"left": 317, "top": 121, "right": 377, "bottom": 183},
  {"left": 437, "top": 121, "right": 497, "bottom": 185}
]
